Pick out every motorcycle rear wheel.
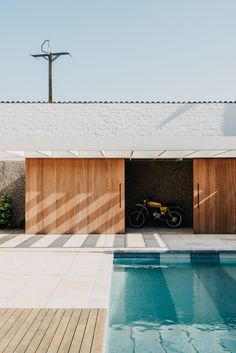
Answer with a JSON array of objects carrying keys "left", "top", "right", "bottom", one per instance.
[
  {"left": 166, "top": 210, "right": 182, "bottom": 228},
  {"left": 129, "top": 210, "right": 146, "bottom": 228}
]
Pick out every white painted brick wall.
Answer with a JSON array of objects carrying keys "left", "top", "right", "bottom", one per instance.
[{"left": 0, "top": 103, "right": 236, "bottom": 137}]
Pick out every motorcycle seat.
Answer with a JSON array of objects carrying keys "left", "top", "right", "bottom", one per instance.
[{"left": 159, "top": 201, "right": 178, "bottom": 207}]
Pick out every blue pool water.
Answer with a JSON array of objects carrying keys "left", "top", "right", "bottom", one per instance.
[{"left": 106, "top": 257, "right": 236, "bottom": 353}]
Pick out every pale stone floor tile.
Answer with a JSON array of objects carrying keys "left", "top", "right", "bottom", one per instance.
[
  {"left": 191, "top": 246, "right": 214, "bottom": 250},
  {"left": 7, "top": 297, "right": 49, "bottom": 308},
  {"left": 0, "top": 252, "right": 113, "bottom": 307},
  {"left": 0, "top": 234, "right": 12, "bottom": 238},
  {"left": 0, "top": 276, "right": 28, "bottom": 298},
  {"left": 87, "top": 299, "right": 108, "bottom": 308},
  {"left": 95, "top": 235, "right": 108, "bottom": 247},
  {"left": 0, "top": 298, "right": 11, "bottom": 306},
  {"left": 158, "top": 229, "right": 178, "bottom": 235},
  {"left": 176, "top": 228, "right": 193, "bottom": 234},
  {"left": 30, "top": 234, "right": 61, "bottom": 247},
  {"left": 0, "top": 234, "right": 34, "bottom": 247},
  {"left": 208, "top": 239, "right": 235, "bottom": 245},
  {"left": 161, "top": 236, "right": 185, "bottom": 243},
  {"left": 46, "top": 297, "right": 89, "bottom": 308},
  {"left": 96, "top": 234, "right": 115, "bottom": 247},
  {"left": 12, "top": 275, "right": 62, "bottom": 298},
  {"left": 216, "top": 234, "right": 236, "bottom": 239},
  {"left": 3, "top": 228, "right": 236, "bottom": 252},
  {"left": 179, "top": 233, "right": 202, "bottom": 240},
  {"left": 211, "top": 245, "right": 236, "bottom": 250},
  {"left": 153, "top": 233, "right": 168, "bottom": 248},
  {"left": 82, "top": 234, "right": 99, "bottom": 247},
  {"left": 168, "top": 245, "right": 194, "bottom": 250},
  {"left": 163, "top": 241, "right": 187, "bottom": 248},
  {"left": 62, "top": 234, "right": 88, "bottom": 247},
  {"left": 0, "top": 228, "right": 236, "bottom": 309},
  {"left": 126, "top": 233, "right": 146, "bottom": 248}
]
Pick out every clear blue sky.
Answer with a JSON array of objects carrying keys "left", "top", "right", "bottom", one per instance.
[{"left": 1, "top": 0, "right": 236, "bottom": 101}]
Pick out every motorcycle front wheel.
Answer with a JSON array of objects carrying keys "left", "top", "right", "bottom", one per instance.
[
  {"left": 129, "top": 210, "right": 146, "bottom": 228},
  {"left": 166, "top": 210, "right": 182, "bottom": 228}
]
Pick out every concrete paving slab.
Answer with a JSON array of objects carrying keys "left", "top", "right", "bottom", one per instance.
[
  {"left": 126, "top": 233, "right": 146, "bottom": 248},
  {"left": 48, "top": 234, "right": 73, "bottom": 248},
  {"left": 0, "top": 234, "right": 34, "bottom": 248},
  {"left": 17, "top": 235, "right": 45, "bottom": 248},
  {"left": 0, "top": 251, "right": 113, "bottom": 309},
  {"left": 82, "top": 235, "right": 99, "bottom": 248},
  {"left": 63, "top": 234, "right": 88, "bottom": 248},
  {"left": 142, "top": 233, "right": 159, "bottom": 248},
  {"left": 0, "top": 234, "right": 22, "bottom": 246},
  {"left": 113, "top": 234, "right": 125, "bottom": 248},
  {"left": 30, "top": 234, "right": 61, "bottom": 248}
]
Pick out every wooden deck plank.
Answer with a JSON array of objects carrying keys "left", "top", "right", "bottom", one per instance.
[
  {"left": 0, "top": 309, "right": 32, "bottom": 352},
  {"left": 91, "top": 309, "right": 107, "bottom": 353},
  {"left": 79, "top": 309, "right": 98, "bottom": 353},
  {"left": 0, "top": 309, "right": 16, "bottom": 331},
  {"left": 0, "top": 309, "right": 107, "bottom": 353},
  {"left": 3, "top": 309, "right": 40, "bottom": 353},
  {"left": 57, "top": 309, "right": 81, "bottom": 353},
  {"left": 0, "top": 309, "right": 23, "bottom": 340},
  {"left": 35, "top": 309, "right": 65, "bottom": 353},
  {"left": 14, "top": 309, "right": 49, "bottom": 353},
  {"left": 0, "top": 309, "right": 8, "bottom": 320},
  {"left": 47, "top": 309, "right": 73, "bottom": 353},
  {"left": 69, "top": 309, "right": 90, "bottom": 353},
  {"left": 24, "top": 309, "right": 57, "bottom": 353}
]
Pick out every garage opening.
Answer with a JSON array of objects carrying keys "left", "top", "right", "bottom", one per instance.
[{"left": 125, "top": 160, "right": 193, "bottom": 228}]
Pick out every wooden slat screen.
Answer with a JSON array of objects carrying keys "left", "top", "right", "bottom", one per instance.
[
  {"left": 26, "top": 158, "right": 125, "bottom": 234},
  {"left": 193, "top": 159, "right": 236, "bottom": 234}
]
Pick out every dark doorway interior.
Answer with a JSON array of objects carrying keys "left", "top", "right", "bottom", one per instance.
[{"left": 125, "top": 160, "right": 193, "bottom": 227}]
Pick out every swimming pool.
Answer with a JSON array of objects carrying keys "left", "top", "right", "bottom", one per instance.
[{"left": 106, "top": 253, "right": 236, "bottom": 353}]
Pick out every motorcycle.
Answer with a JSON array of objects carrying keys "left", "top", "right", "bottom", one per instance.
[{"left": 129, "top": 197, "right": 183, "bottom": 228}]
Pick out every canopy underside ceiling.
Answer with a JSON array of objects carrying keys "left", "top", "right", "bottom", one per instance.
[
  {"left": 0, "top": 149, "right": 236, "bottom": 160},
  {"left": 0, "top": 136, "right": 236, "bottom": 160}
]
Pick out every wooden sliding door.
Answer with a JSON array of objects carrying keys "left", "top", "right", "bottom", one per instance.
[
  {"left": 26, "top": 158, "right": 125, "bottom": 234},
  {"left": 193, "top": 159, "right": 236, "bottom": 234}
]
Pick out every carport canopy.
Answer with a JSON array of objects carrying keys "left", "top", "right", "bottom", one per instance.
[{"left": 0, "top": 136, "right": 236, "bottom": 160}]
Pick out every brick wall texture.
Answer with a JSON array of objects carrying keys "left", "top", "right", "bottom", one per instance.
[{"left": 0, "top": 103, "right": 235, "bottom": 137}]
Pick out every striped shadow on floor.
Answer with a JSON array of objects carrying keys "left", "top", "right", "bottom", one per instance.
[
  {"left": 142, "top": 233, "right": 160, "bottom": 247},
  {"left": 0, "top": 234, "right": 20, "bottom": 246},
  {"left": 16, "top": 235, "right": 45, "bottom": 248},
  {"left": 82, "top": 234, "right": 100, "bottom": 248},
  {"left": 113, "top": 234, "right": 126, "bottom": 248},
  {"left": 48, "top": 234, "right": 73, "bottom": 248},
  {"left": 0, "top": 308, "right": 106, "bottom": 353},
  {"left": 0, "top": 233, "right": 168, "bottom": 249}
]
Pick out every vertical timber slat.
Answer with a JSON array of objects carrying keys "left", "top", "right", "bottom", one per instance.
[
  {"left": 194, "top": 158, "right": 236, "bottom": 234},
  {"left": 25, "top": 158, "right": 125, "bottom": 234}
]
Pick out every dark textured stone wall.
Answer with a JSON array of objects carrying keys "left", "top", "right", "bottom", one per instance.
[
  {"left": 0, "top": 161, "right": 25, "bottom": 227},
  {"left": 125, "top": 160, "right": 193, "bottom": 227}
]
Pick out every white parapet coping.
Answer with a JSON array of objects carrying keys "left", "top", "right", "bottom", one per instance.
[
  {"left": 0, "top": 136, "right": 236, "bottom": 150},
  {"left": 0, "top": 102, "right": 236, "bottom": 159}
]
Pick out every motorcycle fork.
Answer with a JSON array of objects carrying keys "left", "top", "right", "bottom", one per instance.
[
  {"left": 137, "top": 208, "right": 144, "bottom": 219},
  {"left": 166, "top": 209, "right": 173, "bottom": 219}
]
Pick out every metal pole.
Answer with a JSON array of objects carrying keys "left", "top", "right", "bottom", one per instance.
[
  {"left": 32, "top": 41, "right": 71, "bottom": 103},
  {"left": 48, "top": 54, "right": 53, "bottom": 103}
]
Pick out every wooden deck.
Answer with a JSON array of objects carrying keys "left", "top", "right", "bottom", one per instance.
[{"left": 0, "top": 308, "right": 107, "bottom": 353}]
